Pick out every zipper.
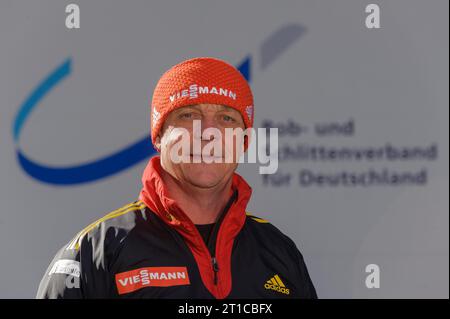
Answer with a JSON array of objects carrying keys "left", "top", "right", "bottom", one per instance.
[
  {"left": 207, "top": 189, "right": 238, "bottom": 288},
  {"left": 192, "top": 189, "right": 237, "bottom": 290},
  {"left": 211, "top": 256, "right": 219, "bottom": 285}
]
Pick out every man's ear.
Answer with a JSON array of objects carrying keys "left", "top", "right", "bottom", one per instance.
[{"left": 154, "top": 135, "right": 161, "bottom": 152}]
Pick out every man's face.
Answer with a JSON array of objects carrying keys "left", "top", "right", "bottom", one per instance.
[{"left": 156, "top": 104, "right": 246, "bottom": 189}]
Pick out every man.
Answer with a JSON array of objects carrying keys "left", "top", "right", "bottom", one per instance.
[{"left": 37, "top": 57, "right": 317, "bottom": 299}]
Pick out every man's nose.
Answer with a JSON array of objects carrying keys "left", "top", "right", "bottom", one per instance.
[
  {"left": 199, "top": 116, "right": 220, "bottom": 139},
  {"left": 201, "top": 115, "right": 217, "bottom": 129}
]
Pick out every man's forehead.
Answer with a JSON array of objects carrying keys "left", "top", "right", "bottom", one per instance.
[{"left": 176, "top": 104, "right": 236, "bottom": 112}]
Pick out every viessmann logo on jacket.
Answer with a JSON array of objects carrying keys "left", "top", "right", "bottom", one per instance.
[{"left": 115, "top": 266, "right": 190, "bottom": 295}]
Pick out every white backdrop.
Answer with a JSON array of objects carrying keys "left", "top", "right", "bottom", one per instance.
[{"left": 0, "top": 0, "right": 448, "bottom": 298}]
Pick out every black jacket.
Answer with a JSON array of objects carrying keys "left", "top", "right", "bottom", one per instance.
[{"left": 37, "top": 157, "right": 317, "bottom": 299}]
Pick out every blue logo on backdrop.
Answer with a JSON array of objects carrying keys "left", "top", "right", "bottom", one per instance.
[{"left": 12, "top": 24, "right": 305, "bottom": 185}]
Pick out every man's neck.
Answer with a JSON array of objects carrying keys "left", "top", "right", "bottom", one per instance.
[{"left": 160, "top": 170, "right": 233, "bottom": 225}]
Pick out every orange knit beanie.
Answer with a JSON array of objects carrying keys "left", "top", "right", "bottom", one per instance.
[{"left": 150, "top": 57, "right": 254, "bottom": 149}]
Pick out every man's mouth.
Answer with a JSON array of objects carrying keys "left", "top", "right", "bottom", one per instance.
[{"left": 189, "top": 153, "right": 223, "bottom": 162}]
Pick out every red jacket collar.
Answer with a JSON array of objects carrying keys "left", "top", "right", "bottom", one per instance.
[
  {"left": 138, "top": 155, "right": 252, "bottom": 298},
  {"left": 138, "top": 156, "right": 252, "bottom": 241}
]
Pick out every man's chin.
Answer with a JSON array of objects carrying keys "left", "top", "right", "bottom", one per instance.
[
  {"left": 186, "top": 178, "right": 222, "bottom": 189},
  {"left": 181, "top": 167, "right": 224, "bottom": 188}
]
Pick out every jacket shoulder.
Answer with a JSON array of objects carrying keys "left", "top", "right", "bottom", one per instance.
[
  {"left": 245, "top": 211, "right": 300, "bottom": 252},
  {"left": 37, "top": 200, "right": 147, "bottom": 298},
  {"left": 245, "top": 211, "right": 271, "bottom": 224},
  {"left": 66, "top": 200, "right": 147, "bottom": 251}
]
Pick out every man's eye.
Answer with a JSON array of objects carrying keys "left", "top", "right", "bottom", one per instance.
[
  {"left": 223, "top": 115, "right": 236, "bottom": 122},
  {"left": 179, "top": 113, "right": 193, "bottom": 119}
]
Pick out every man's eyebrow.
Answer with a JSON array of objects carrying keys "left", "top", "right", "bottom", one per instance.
[
  {"left": 206, "top": 105, "right": 233, "bottom": 111},
  {"left": 173, "top": 106, "right": 197, "bottom": 113},
  {"left": 217, "top": 105, "right": 232, "bottom": 111},
  {"left": 175, "top": 104, "right": 233, "bottom": 113}
]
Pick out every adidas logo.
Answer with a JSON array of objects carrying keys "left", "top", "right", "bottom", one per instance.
[{"left": 264, "top": 274, "right": 290, "bottom": 295}]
